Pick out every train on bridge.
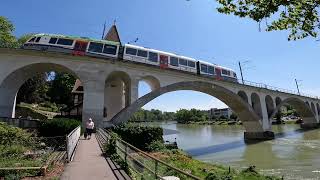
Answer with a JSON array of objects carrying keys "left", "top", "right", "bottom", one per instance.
[{"left": 23, "top": 34, "right": 237, "bottom": 82}]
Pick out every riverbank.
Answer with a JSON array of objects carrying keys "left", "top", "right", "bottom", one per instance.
[
  {"left": 131, "top": 119, "right": 301, "bottom": 126},
  {"left": 150, "top": 149, "right": 281, "bottom": 180},
  {"left": 109, "top": 124, "right": 281, "bottom": 179}
]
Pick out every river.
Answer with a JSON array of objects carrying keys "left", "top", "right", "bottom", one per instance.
[{"left": 140, "top": 122, "right": 320, "bottom": 180}]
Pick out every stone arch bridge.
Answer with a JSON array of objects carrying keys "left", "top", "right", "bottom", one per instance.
[{"left": 0, "top": 48, "right": 319, "bottom": 140}]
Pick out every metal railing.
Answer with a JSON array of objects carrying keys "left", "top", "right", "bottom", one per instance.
[
  {"left": 240, "top": 80, "right": 319, "bottom": 100},
  {"left": 96, "top": 128, "right": 201, "bottom": 180},
  {"left": 66, "top": 126, "right": 81, "bottom": 162}
]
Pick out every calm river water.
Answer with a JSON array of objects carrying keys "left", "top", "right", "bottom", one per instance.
[{"left": 140, "top": 122, "right": 320, "bottom": 180}]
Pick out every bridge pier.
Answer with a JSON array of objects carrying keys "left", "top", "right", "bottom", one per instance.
[
  {"left": 0, "top": 87, "right": 17, "bottom": 118},
  {"left": 244, "top": 131, "right": 275, "bottom": 142},
  {"left": 82, "top": 80, "right": 105, "bottom": 128}
]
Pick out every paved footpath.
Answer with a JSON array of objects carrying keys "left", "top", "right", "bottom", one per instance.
[{"left": 60, "top": 134, "right": 118, "bottom": 180}]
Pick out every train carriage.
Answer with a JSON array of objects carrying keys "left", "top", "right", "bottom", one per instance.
[
  {"left": 23, "top": 34, "right": 120, "bottom": 59},
  {"left": 23, "top": 33, "right": 238, "bottom": 83}
]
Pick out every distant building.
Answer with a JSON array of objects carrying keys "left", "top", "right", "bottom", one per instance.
[{"left": 209, "top": 108, "right": 233, "bottom": 119}]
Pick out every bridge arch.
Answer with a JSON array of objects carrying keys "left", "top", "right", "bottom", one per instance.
[
  {"left": 106, "top": 81, "right": 264, "bottom": 132},
  {"left": 251, "top": 93, "right": 263, "bottom": 119},
  {"left": 139, "top": 75, "right": 160, "bottom": 92},
  {"left": 0, "top": 62, "right": 81, "bottom": 118},
  {"left": 265, "top": 95, "right": 275, "bottom": 119},
  {"left": 311, "top": 102, "right": 316, "bottom": 114},
  {"left": 275, "top": 97, "right": 282, "bottom": 106},
  {"left": 271, "top": 97, "right": 317, "bottom": 125},
  {"left": 306, "top": 101, "right": 310, "bottom": 108},
  {"left": 104, "top": 71, "right": 131, "bottom": 120},
  {"left": 238, "top": 91, "right": 248, "bottom": 103}
]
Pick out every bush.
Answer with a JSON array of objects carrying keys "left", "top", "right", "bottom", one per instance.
[
  {"left": 103, "top": 133, "right": 117, "bottom": 156},
  {"left": 0, "top": 122, "right": 35, "bottom": 147},
  {"left": 147, "top": 140, "right": 166, "bottom": 152},
  {"left": 38, "top": 118, "right": 81, "bottom": 137},
  {"left": 112, "top": 124, "right": 164, "bottom": 151},
  {"left": 0, "top": 122, "right": 36, "bottom": 158}
]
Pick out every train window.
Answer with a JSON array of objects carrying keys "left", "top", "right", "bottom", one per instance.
[
  {"left": 170, "top": 57, "right": 179, "bottom": 66},
  {"left": 208, "top": 66, "right": 215, "bottom": 74},
  {"left": 28, "top": 37, "right": 36, "bottom": 42},
  {"left": 179, "top": 59, "right": 187, "bottom": 66},
  {"left": 222, "top": 69, "right": 230, "bottom": 75},
  {"left": 88, "top": 42, "right": 103, "bottom": 53},
  {"left": 49, "top": 38, "right": 58, "bottom": 44},
  {"left": 233, "top": 73, "right": 237, "bottom": 77},
  {"left": 103, "top": 44, "right": 117, "bottom": 55},
  {"left": 201, "top": 64, "right": 208, "bottom": 73},
  {"left": 35, "top": 37, "right": 41, "bottom": 42},
  {"left": 125, "top": 48, "right": 137, "bottom": 55},
  {"left": 57, "top": 38, "right": 74, "bottom": 46},
  {"left": 149, "top": 52, "right": 158, "bottom": 62},
  {"left": 188, "top": 61, "right": 196, "bottom": 68},
  {"left": 137, "top": 50, "right": 148, "bottom": 57}
]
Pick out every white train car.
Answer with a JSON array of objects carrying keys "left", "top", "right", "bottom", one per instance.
[
  {"left": 23, "top": 33, "right": 120, "bottom": 58},
  {"left": 123, "top": 44, "right": 198, "bottom": 74},
  {"left": 23, "top": 34, "right": 237, "bottom": 83}
]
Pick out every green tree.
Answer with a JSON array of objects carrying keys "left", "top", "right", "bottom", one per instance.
[
  {"left": 16, "top": 73, "right": 49, "bottom": 104},
  {"left": 216, "top": 0, "right": 320, "bottom": 40},
  {"left": 48, "top": 73, "right": 76, "bottom": 106},
  {"left": 16, "top": 33, "right": 33, "bottom": 47},
  {"left": 175, "top": 109, "right": 208, "bottom": 123},
  {"left": 0, "top": 16, "right": 17, "bottom": 48}
]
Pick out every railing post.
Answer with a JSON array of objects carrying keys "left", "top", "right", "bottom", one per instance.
[
  {"left": 155, "top": 160, "right": 158, "bottom": 179},
  {"left": 125, "top": 144, "right": 128, "bottom": 164}
]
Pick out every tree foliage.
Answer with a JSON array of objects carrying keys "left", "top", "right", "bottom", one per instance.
[
  {"left": 129, "top": 109, "right": 176, "bottom": 122},
  {"left": 216, "top": 0, "right": 320, "bottom": 40},
  {"left": 0, "top": 16, "right": 17, "bottom": 48},
  {"left": 47, "top": 73, "right": 76, "bottom": 106},
  {"left": 175, "top": 108, "right": 208, "bottom": 123},
  {"left": 17, "top": 73, "right": 49, "bottom": 104}
]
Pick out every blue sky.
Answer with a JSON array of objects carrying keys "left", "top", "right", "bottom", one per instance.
[{"left": 2, "top": 0, "right": 320, "bottom": 112}]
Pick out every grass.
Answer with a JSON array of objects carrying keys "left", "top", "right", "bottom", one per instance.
[
  {"left": 150, "top": 150, "right": 281, "bottom": 180},
  {"left": 0, "top": 156, "right": 46, "bottom": 168},
  {"left": 17, "top": 103, "right": 59, "bottom": 119}
]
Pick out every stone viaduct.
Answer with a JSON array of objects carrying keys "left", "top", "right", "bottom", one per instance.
[{"left": 0, "top": 48, "right": 319, "bottom": 140}]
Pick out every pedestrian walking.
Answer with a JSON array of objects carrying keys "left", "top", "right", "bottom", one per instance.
[{"left": 86, "top": 118, "right": 94, "bottom": 139}]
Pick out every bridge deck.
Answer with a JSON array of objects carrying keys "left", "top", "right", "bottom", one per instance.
[{"left": 60, "top": 134, "right": 130, "bottom": 180}]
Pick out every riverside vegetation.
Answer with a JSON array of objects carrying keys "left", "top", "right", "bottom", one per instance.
[
  {"left": 105, "top": 123, "right": 281, "bottom": 180},
  {"left": 129, "top": 106, "right": 299, "bottom": 125},
  {"left": 0, "top": 118, "right": 80, "bottom": 178}
]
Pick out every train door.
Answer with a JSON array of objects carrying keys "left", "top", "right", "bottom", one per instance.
[
  {"left": 159, "top": 55, "right": 169, "bottom": 69},
  {"left": 215, "top": 68, "right": 222, "bottom": 80},
  {"left": 72, "top": 41, "right": 88, "bottom": 56}
]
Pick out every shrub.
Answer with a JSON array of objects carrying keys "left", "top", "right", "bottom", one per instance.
[
  {"left": 0, "top": 123, "right": 36, "bottom": 158},
  {"left": 0, "top": 122, "right": 34, "bottom": 147},
  {"left": 112, "top": 124, "right": 164, "bottom": 151},
  {"left": 103, "top": 133, "right": 117, "bottom": 156},
  {"left": 38, "top": 118, "right": 81, "bottom": 137},
  {"left": 147, "top": 140, "right": 166, "bottom": 152}
]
